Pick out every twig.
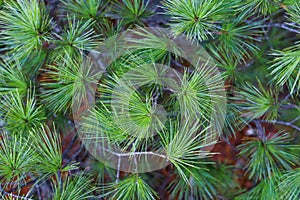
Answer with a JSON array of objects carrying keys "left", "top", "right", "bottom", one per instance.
[
  {"left": 283, "top": 92, "right": 293, "bottom": 101},
  {"left": 62, "top": 135, "right": 78, "bottom": 157},
  {"left": 63, "top": 145, "right": 84, "bottom": 167},
  {"left": 116, "top": 156, "right": 121, "bottom": 184},
  {"left": 253, "top": 120, "right": 266, "bottom": 139},
  {"left": 189, "top": 176, "right": 194, "bottom": 200},
  {"left": 289, "top": 115, "right": 300, "bottom": 124},
  {"left": 69, "top": 145, "right": 84, "bottom": 162},
  {"left": 36, "top": 184, "right": 42, "bottom": 200},
  {"left": 267, "top": 23, "right": 300, "bottom": 34},
  {"left": 258, "top": 119, "right": 300, "bottom": 132},
  {"left": 1, "top": 190, "right": 34, "bottom": 200},
  {"left": 57, "top": 170, "right": 63, "bottom": 194},
  {"left": 152, "top": 89, "right": 160, "bottom": 109},
  {"left": 78, "top": 150, "right": 88, "bottom": 163},
  {"left": 262, "top": 25, "right": 273, "bottom": 49},
  {"left": 5, "top": 193, "right": 33, "bottom": 200},
  {"left": 171, "top": 59, "right": 193, "bottom": 73},
  {"left": 133, "top": 146, "right": 138, "bottom": 173},
  {"left": 103, "top": 147, "right": 168, "bottom": 159},
  {"left": 280, "top": 104, "right": 300, "bottom": 109}
]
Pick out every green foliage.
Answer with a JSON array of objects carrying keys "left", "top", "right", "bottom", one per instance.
[
  {"left": 0, "top": 133, "right": 37, "bottom": 185},
  {"left": 171, "top": 64, "right": 224, "bottom": 121},
  {"left": 52, "top": 173, "right": 96, "bottom": 200},
  {"left": 101, "top": 175, "right": 158, "bottom": 200},
  {"left": 60, "top": 0, "right": 106, "bottom": 21},
  {"left": 269, "top": 43, "right": 300, "bottom": 94},
  {"left": 286, "top": 2, "right": 300, "bottom": 25},
  {"left": 0, "top": 0, "right": 53, "bottom": 60},
  {"left": 0, "top": 90, "right": 46, "bottom": 135},
  {"left": 101, "top": 67, "right": 167, "bottom": 142},
  {"left": 41, "top": 54, "right": 100, "bottom": 114},
  {"left": 279, "top": 168, "right": 300, "bottom": 200},
  {"left": 215, "top": 10, "right": 263, "bottom": 61},
  {"left": 169, "top": 163, "right": 236, "bottom": 200},
  {"left": 222, "top": 102, "right": 246, "bottom": 137},
  {"left": 53, "top": 16, "right": 100, "bottom": 59},
  {"left": 236, "top": 176, "right": 279, "bottom": 200},
  {"left": 238, "top": 132, "right": 300, "bottom": 181},
  {"left": 82, "top": 103, "right": 127, "bottom": 144},
  {"left": 162, "top": 0, "right": 229, "bottom": 42},
  {"left": 159, "top": 120, "right": 213, "bottom": 182},
  {"left": 125, "top": 27, "right": 183, "bottom": 64},
  {"left": 243, "top": 0, "right": 280, "bottom": 15},
  {"left": 0, "top": 59, "right": 28, "bottom": 96},
  {"left": 30, "top": 125, "right": 78, "bottom": 176},
  {"left": 109, "top": 0, "right": 153, "bottom": 26},
  {"left": 234, "top": 80, "right": 279, "bottom": 121},
  {"left": 207, "top": 45, "right": 240, "bottom": 81}
]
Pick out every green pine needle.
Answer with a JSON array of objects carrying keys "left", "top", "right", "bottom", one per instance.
[
  {"left": 236, "top": 176, "right": 279, "bottom": 200},
  {"left": 269, "top": 43, "right": 300, "bottom": 94},
  {"left": 53, "top": 16, "right": 100, "bottom": 60},
  {"left": 0, "top": 0, "right": 53, "bottom": 60},
  {"left": 101, "top": 175, "right": 158, "bottom": 200},
  {"left": 279, "top": 168, "right": 300, "bottom": 200},
  {"left": 0, "top": 89, "right": 46, "bottom": 135},
  {"left": 206, "top": 44, "right": 240, "bottom": 81},
  {"left": 29, "top": 125, "right": 78, "bottom": 175},
  {"left": 170, "top": 62, "right": 225, "bottom": 128},
  {"left": 60, "top": 0, "right": 107, "bottom": 21},
  {"left": 169, "top": 163, "right": 236, "bottom": 200},
  {"left": 0, "top": 133, "right": 37, "bottom": 186},
  {"left": 286, "top": 2, "right": 300, "bottom": 25},
  {"left": 0, "top": 59, "right": 28, "bottom": 96},
  {"left": 125, "top": 27, "right": 183, "bottom": 64},
  {"left": 109, "top": 0, "right": 153, "bottom": 26},
  {"left": 52, "top": 173, "right": 96, "bottom": 200},
  {"left": 161, "top": 0, "right": 230, "bottom": 42},
  {"left": 238, "top": 132, "right": 300, "bottom": 181},
  {"left": 216, "top": 9, "right": 263, "bottom": 61},
  {"left": 233, "top": 80, "right": 279, "bottom": 121},
  {"left": 159, "top": 120, "right": 216, "bottom": 183},
  {"left": 243, "top": 0, "right": 280, "bottom": 15},
  {"left": 41, "top": 54, "right": 100, "bottom": 114},
  {"left": 82, "top": 103, "right": 127, "bottom": 144}
]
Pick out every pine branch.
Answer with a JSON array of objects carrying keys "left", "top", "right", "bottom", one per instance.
[
  {"left": 257, "top": 119, "right": 300, "bottom": 132},
  {"left": 267, "top": 22, "right": 300, "bottom": 34}
]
